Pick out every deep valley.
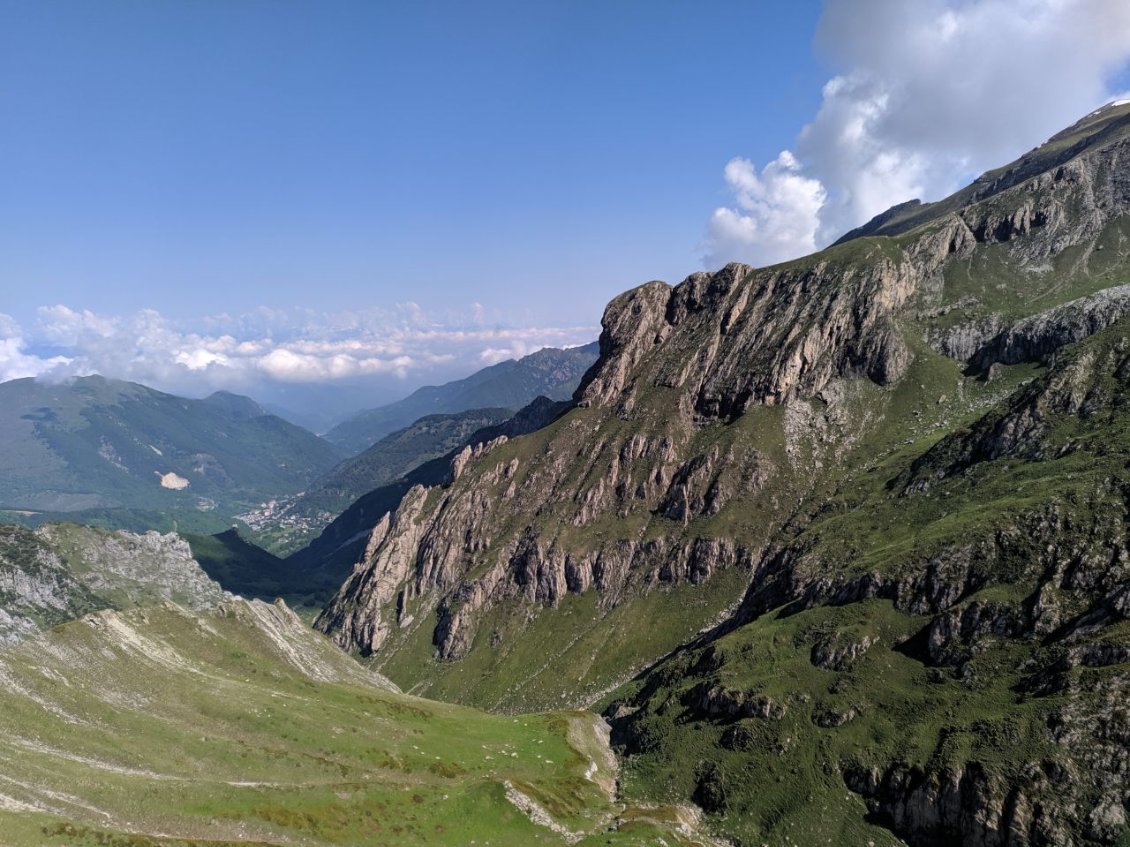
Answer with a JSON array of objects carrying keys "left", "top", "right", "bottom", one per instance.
[{"left": 5, "top": 101, "right": 1130, "bottom": 846}]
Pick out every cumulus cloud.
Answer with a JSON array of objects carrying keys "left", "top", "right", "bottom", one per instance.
[
  {"left": 0, "top": 303, "right": 595, "bottom": 401},
  {"left": 0, "top": 312, "right": 73, "bottom": 382},
  {"left": 0, "top": 337, "right": 72, "bottom": 382},
  {"left": 704, "top": 0, "right": 1130, "bottom": 267},
  {"left": 0, "top": 313, "right": 22, "bottom": 339},
  {"left": 707, "top": 153, "right": 826, "bottom": 266}
]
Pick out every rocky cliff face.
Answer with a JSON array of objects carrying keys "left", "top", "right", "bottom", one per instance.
[
  {"left": 0, "top": 523, "right": 226, "bottom": 643},
  {"left": 928, "top": 284, "right": 1130, "bottom": 372},
  {"left": 288, "top": 395, "right": 573, "bottom": 589},
  {"left": 606, "top": 301, "right": 1130, "bottom": 847},
  {"left": 317, "top": 105, "right": 1130, "bottom": 713},
  {"left": 314, "top": 243, "right": 948, "bottom": 688},
  {"left": 576, "top": 253, "right": 918, "bottom": 418},
  {"left": 314, "top": 104, "right": 1130, "bottom": 715},
  {"left": 313, "top": 103, "right": 1130, "bottom": 845}
]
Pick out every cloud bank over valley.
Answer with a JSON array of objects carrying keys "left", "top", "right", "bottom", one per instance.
[{"left": 0, "top": 303, "right": 596, "bottom": 427}]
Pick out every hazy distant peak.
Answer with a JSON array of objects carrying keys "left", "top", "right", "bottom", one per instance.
[{"left": 201, "top": 390, "right": 267, "bottom": 420}]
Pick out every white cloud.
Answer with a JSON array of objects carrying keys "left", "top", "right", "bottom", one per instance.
[
  {"left": 173, "top": 348, "right": 230, "bottom": 371},
  {"left": 704, "top": 0, "right": 1130, "bottom": 267},
  {"left": 0, "top": 303, "right": 596, "bottom": 400},
  {"left": 479, "top": 340, "right": 539, "bottom": 365},
  {"left": 0, "top": 314, "right": 73, "bottom": 382},
  {"left": 255, "top": 348, "right": 416, "bottom": 381},
  {"left": 0, "top": 313, "right": 22, "bottom": 338},
  {"left": 705, "top": 153, "right": 826, "bottom": 266},
  {"left": 36, "top": 304, "right": 117, "bottom": 344}
]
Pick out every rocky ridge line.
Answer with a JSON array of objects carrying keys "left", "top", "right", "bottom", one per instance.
[{"left": 317, "top": 117, "right": 1130, "bottom": 678}]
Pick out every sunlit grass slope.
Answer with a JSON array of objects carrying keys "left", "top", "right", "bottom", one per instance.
[{"left": 0, "top": 598, "right": 716, "bottom": 846}]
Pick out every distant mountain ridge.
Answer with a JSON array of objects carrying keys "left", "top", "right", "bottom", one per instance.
[
  {"left": 324, "top": 342, "right": 598, "bottom": 454},
  {"left": 0, "top": 375, "right": 342, "bottom": 532},
  {"left": 288, "top": 395, "right": 571, "bottom": 580},
  {"left": 311, "top": 407, "right": 515, "bottom": 505}
]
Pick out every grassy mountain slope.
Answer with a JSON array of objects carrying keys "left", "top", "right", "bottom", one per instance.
[
  {"left": 0, "top": 376, "right": 342, "bottom": 532},
  {"left": 0, "top": 597, "right": 717, "bottom": 847},
  {"left": 324, "top": 343, "right": 598, "bottom": 454}
]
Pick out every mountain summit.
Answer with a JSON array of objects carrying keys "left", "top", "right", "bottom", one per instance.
[{"left": 312, "top": 103, "right": 1130, "bottom": 845}]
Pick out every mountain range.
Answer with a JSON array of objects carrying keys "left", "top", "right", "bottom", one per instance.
[
  {"left": 0, "top": 345, "right": 597, "bottom": 549},
  {"left": 240, "top": 406, "right": 515, "bottom": 554},
  {"left": 323, "top": 342, "right": 599, "bottom": 454},
  {"left": 4, "top": 104, "right": 1130, "bottom": 846}
]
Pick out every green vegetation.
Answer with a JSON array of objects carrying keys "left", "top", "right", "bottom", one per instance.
[
  {"left": 607, "top": 599, "right": 1067, "bottom": 847},
  {"left": 0, "top": 376, "right": 341, "bottom": 527},
  {"left": 0, "top": 599, "right": 716, "bottom": 846},
  {"left": 375, "top": 567, "right": 754, "bottom": 713}
]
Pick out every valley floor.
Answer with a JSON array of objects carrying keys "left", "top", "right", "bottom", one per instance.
[{"left": 0, "top": 598, "right": 721, "bottom": 847}]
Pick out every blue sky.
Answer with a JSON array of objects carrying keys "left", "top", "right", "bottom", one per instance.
[
  {"left": 3, "top": 0, "right": 1130, "bottom": 425},
  {"left": 0, "top": 1, "right": 823, "bottom": 321}
]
